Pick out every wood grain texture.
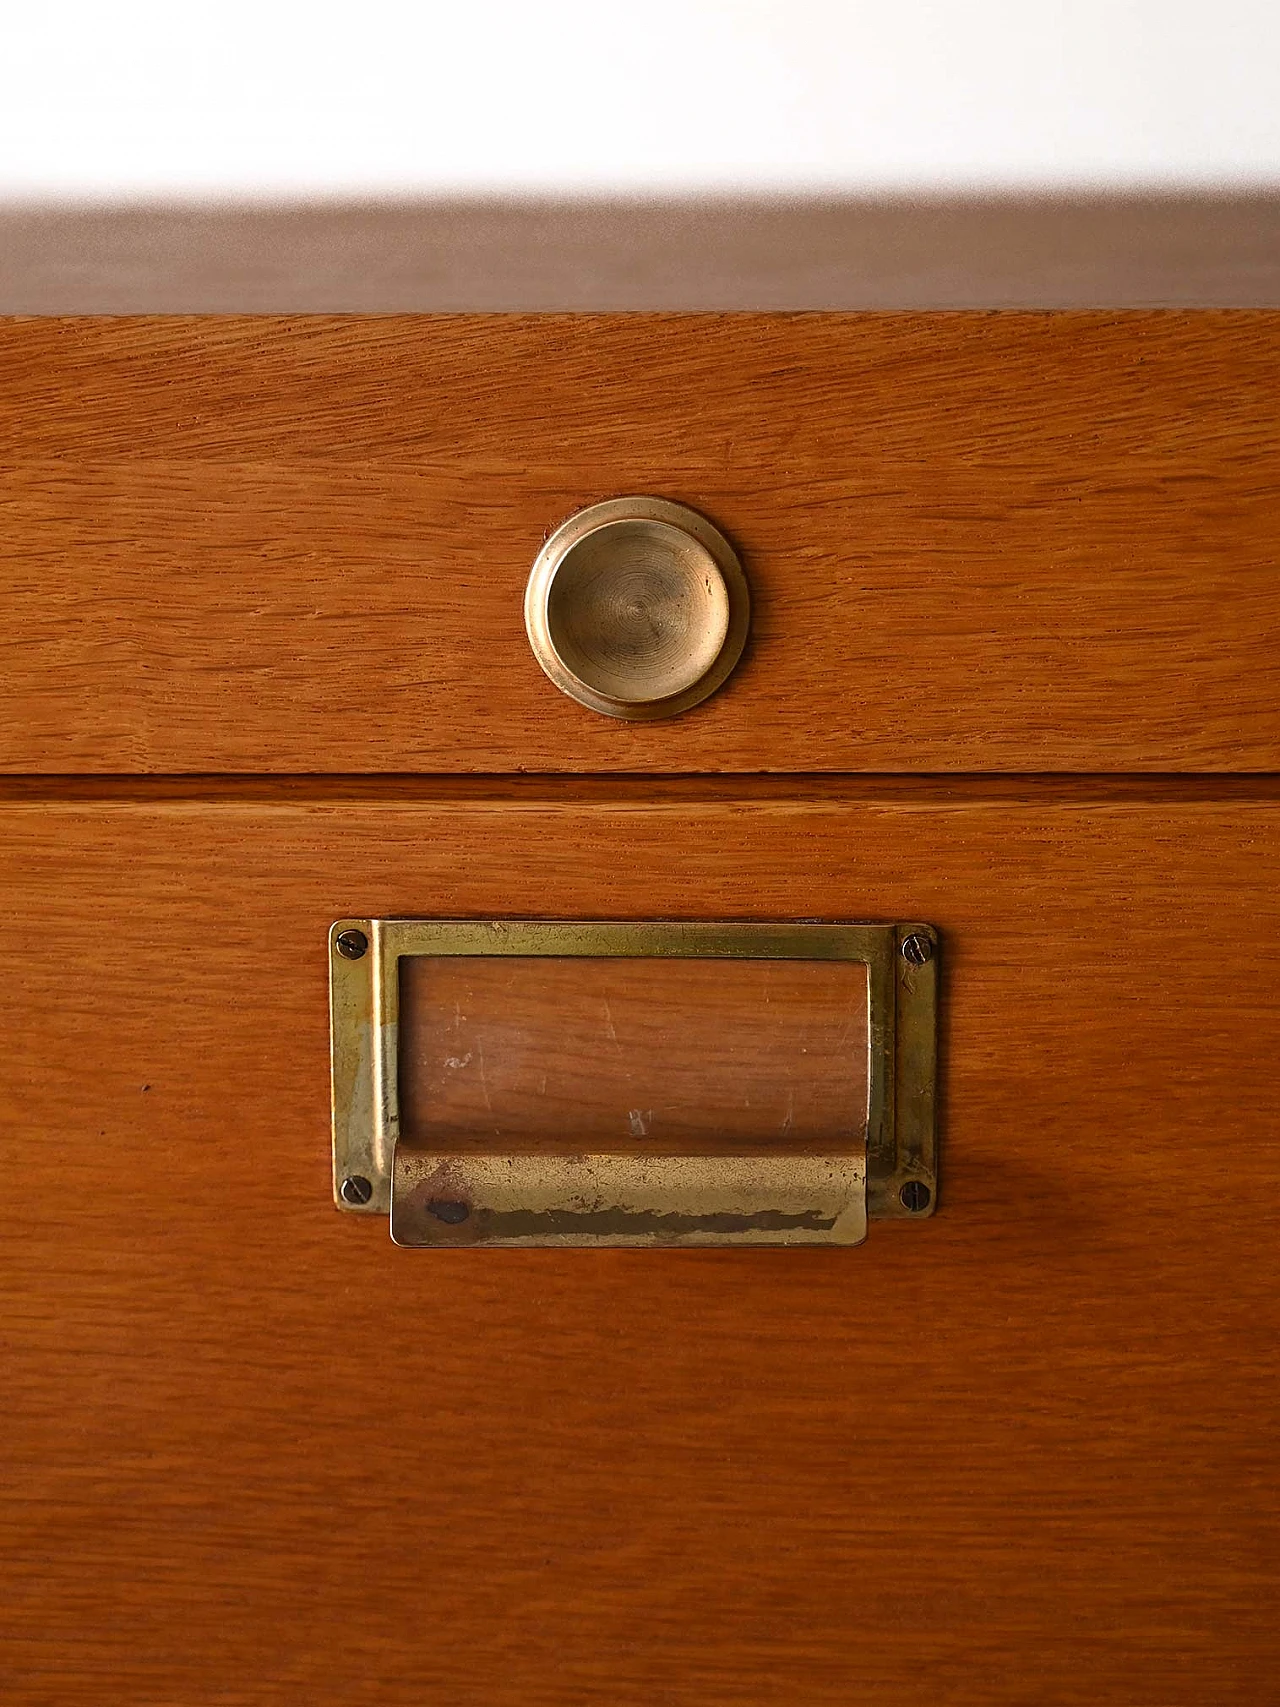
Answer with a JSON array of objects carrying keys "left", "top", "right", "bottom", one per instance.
[
  {"left": 2, "top": 788, "right": 1277, "bottom": 1705},
  {"left": 2, "top": 313, "right": 1279, "bottom": 772},
  {"left": 400, "top": 954, "right": 869, "bottom": 1151}
]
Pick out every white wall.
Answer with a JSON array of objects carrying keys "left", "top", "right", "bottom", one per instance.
[{"left": 3, "top": 0, "right": 1278, "bottom": 200}]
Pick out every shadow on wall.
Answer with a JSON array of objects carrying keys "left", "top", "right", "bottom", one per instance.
[{"left": 2, "top": 192, "right": 1280, "bottom": 311}]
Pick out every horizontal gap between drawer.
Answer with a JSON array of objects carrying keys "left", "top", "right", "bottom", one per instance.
[{"left": 0, "top": 774, "right": 1277, "bottom": 810}]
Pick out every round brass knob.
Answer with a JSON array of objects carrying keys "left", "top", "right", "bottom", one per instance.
[{"left": 524, "top": 498, "right": 749, "bottom": 720}]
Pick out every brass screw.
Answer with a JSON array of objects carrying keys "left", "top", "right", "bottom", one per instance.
[
  {"left": 901, "top": 933, "right": 933, "bottom": 967},
  {"left": 340, "top": 1174, "right": 373, "bottom": 1206},
  {"left": 336, "top": 929, "right": 368, "bottom": 961},
  {"left": 900, "top": 1180, "right": 932, "bottom": 1213}
]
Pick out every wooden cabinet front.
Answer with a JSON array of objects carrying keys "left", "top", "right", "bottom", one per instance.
[
  {"left": 3, "top": 781, "right": 1276, "bottom": 1704},
  {"left": 3, "top": 315, "right": 1279, "bottom": 774},
  {"left": 4, "top": 308, "right": 1277, "bottom": 1702}
]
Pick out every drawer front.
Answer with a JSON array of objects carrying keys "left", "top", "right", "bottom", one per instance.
[
  {"left": 3, "top": 314, "right": 1279, "bottom": 773},
  {"left": 3, "top": 782, "right": 1277, "bottom": 1704}
]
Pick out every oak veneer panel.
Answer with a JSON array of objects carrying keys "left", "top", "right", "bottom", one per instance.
[
  {"left": 2, "top": 313, "right": 1279, "bottom": 772},
  {"left": 399, "top": 954, "right": 869, "bottom": 1151},
  {"left": 2, "top": 786, "right": 1277, "bottom": 1705}
]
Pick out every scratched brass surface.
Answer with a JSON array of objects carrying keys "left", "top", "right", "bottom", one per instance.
[
  {"left": 330, "top": 918, "right": 937, "bottom": 1243},
  {"left": 523, "top": 498, "right": 750, "bottom": 720},
  {"left": 391, "top": 1153, "right": 868, "bottom": 1248}
]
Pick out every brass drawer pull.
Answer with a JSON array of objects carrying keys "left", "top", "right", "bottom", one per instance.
[
  {"left": 329, "top": 919, "right": 938, "bottom": 1248},
  {"left": 524, "top": 497, "right": 750, "bottom": 719},
  {"left": 392, "top": 1154, "right": 867, "bottom": 1248}
]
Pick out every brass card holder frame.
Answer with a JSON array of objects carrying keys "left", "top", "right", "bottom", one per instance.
[{"left": 329, "top": 920, "right": 937, "bottom": 1248}]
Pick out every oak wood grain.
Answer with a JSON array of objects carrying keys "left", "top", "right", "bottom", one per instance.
[
  {"left": 2, "top": 789, "right": 1276, "bottom": 1704},
  {"left": 2, "top": 313, "right": 1279, "bottom": 772},
  {"left": 400, "top": 954, "right": 869, "bottom": 1153}
]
